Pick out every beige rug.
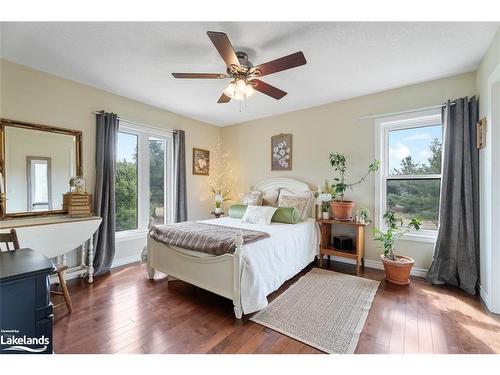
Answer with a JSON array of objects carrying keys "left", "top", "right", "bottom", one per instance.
[{"left": 250, "top": 268, "right": 380, "bottom": 354}]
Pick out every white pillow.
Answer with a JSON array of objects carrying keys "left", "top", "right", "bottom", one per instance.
[
  {"left": 241, "top": 205, "right": 278, "bottom": 225},
  {"left": 278, "top": 189, "right": 314, "bottom": 221}
]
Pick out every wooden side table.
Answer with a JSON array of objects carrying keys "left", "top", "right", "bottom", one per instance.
[
  {"left": 317, "top": 218, "right": 367, "bottom": 274},
  {"left": 211, "top": 211, "right": 225, "bottom": 219}
]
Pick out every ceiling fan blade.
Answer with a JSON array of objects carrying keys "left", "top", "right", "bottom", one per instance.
[
  {"left": 251, "top": 79, "right": 287, "bottom": 100},
  {"left": 172, "top": 73, "right": 227, "bottom": 79},
  {"left": 207, "top": 31, "right": 241, "bottom": 69},
  {"left": 252, "top": 51, "right": 307, "bottom": 77},
  {"left": 217, "top": 93, "right": 231, "bottom": 103}
]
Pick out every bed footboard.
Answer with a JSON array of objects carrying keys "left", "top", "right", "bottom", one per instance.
[{"left": 146, "top": 231, "right": 244, "bottom": 319}]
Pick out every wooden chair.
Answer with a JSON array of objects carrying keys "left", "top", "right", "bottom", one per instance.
[{"left": 0, "top": 229, "right": 73, "bottom": 313}]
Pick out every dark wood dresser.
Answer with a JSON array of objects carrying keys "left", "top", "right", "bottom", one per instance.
[{"left": 0, "top": 248, "right": 55, "bottom": 354}]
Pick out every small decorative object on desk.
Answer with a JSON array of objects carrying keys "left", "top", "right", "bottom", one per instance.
[
  {"left": 69, "top": 176, "right": 86, "bottom": 193},
  {"left": 317, "top": 192, "right": 332, "bottom": 220},
  {"left": 64, "top": 176, "right": 92, "bottom": 217},
  {"left": 63, "top": 192, "right": 92, "bottom": 217}
]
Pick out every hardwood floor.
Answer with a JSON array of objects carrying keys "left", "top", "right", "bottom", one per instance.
[{"left": 53, "top": 260, "right": 500, "bottom": 354}]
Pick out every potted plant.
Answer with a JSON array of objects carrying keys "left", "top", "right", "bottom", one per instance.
[
  {"left": 328, "top": 153, "right": 380, "bottom": 220},
  {"left": 356, "top": 208, "right": 371, "bottom": 224},
  {"left": 373, "top": 210, "right": 422, "bottom": 285},
  {"left": 317, "top": 193, "right": 333, "bottom": 220},
  {"left": 212, "top": 189, "right": 230, "bottom": 214}
]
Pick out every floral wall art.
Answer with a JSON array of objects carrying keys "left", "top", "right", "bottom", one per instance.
[
  {"left": 271, "top": 133, "right": 292, "bottom": 171},
  {"left": 193, "top": 148, "right": 210, "bottom": 175}
]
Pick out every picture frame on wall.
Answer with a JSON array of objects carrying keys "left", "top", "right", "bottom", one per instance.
[
  {"left": 271, "top": 133, "right": 292, "bottom": 171},
  {"left": 192, "top": 148, "right": 210, "bottom": 175},
  {"left": 477, "top": 117, "right": 487, "bottom": 149}
]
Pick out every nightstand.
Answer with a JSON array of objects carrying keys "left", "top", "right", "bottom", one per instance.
[{"left": 317, "top": 218, "right": 367, "bottom": 274}]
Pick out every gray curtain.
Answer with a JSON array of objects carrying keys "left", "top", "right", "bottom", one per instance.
[
  {"left": 93, "top": 111, "right": 119, "bottom": 275},
  {"left": 173, "top": 130, "right": 187, "bottom": 222},
  {"left": 427, "top": 97, "right": 479, "bottom": 295}
]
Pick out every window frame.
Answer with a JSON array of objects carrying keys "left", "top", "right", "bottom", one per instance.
[
  {"left": 374, "top": 108, "right": 443, "bottom": 243},
  {"left": 115, "top": 121, "right": 174, "bottom": 241}
]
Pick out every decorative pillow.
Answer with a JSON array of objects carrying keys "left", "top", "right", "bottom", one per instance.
[
  {"left": 261, "top": 189, "right": 280, "bottom": 207},
  {"left": 241, "top": 205, "right": 278, "bottom": 225},
  {"left": 228, "top": 204, "right": 247, "bottom": 219},
  {"left": 242, "top": 190, "right": 263, "bottom": 206},
  {"left": 279, "top": 189, "right": 314, "bottom": 221},
  {"left": 278, "top": 194, "right": 309, "bottom": 221},
  {"left": 271, "top": 207, "right": 300, "bottom": 224}
]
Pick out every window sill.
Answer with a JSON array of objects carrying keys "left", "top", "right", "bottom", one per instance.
[
  {"left": 400, "top": 232, "right": 437, "bottom": 244},
  {"left": 115, "top": 229, "right": 148, "bottom": 243}
]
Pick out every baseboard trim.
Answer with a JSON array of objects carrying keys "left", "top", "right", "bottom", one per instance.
[
  {"left": 111, "top": 254, "right": 142, "bottom": 269},
  {"left": 479, "top": 284, "right": 490, "bottom": 308},
  {"left": 321, "top": 255, "right": 428, "bottom": 278}
]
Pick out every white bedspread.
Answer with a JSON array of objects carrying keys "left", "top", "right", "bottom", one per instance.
[{"left": 199, "top": 217, "right": 320, "bottom": 314}]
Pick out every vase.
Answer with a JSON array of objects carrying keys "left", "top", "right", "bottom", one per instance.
[
  {"left": 380, "top": 254, "right": 415, "bottom": 285},
  {"left": 322, "top": 212, "right": 330, "bottom": 220},
  {"left": 215, "top": 207, "right": 222, "bottom": 214}
]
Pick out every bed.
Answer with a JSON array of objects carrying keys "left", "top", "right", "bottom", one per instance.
[{"left": 146, "top": 178, "right": 320, "bottom": 319}]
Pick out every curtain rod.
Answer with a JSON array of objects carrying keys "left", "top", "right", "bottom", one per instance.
[
  {"left": 93, "top": 111, "right": 177, "bottom": 134},
  {"left": 358, "top": 98, "right": 474, "bottom": 121}
]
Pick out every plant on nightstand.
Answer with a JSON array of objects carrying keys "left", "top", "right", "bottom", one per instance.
[
  {"left": 328, "top": 152, "right": 380, "bottom": 220},
  {"left": 373, "top": 210, "right": 422, "bottom": 285},
  {"left": 317, "top": 193, "right": 333, "bottom": 220}
]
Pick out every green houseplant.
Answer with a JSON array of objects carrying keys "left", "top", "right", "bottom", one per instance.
[
  {"left": 328, "top": 152, "right": 380, "bottom": 220},
  {"left": 373, "top": 210, "right": 422, "bottom": 285}
]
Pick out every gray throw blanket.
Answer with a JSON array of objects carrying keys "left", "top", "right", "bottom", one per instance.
[{"left": 149, "top": 221, "right": 271, "bottom": 256}]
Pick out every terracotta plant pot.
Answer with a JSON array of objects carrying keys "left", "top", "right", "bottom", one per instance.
[
  {"left": 330, "top": 200, "right": 355, "bottom": 220},
  {"left": 380, "top": 254, "right": 415, "bottom": 285}
]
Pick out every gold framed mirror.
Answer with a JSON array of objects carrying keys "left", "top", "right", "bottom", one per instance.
[{"left": 0, "top": 118, "right": 82, "bottom": 218}]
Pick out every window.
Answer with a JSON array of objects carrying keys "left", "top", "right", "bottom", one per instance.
[
  {"left": 115, "top": 121, "right": 173, "bottom": 236},
  {"left": 375, "top": 109, "right": 443, "bottom": 241},
  {"left": 27, "top": 156, "right": 52, "bottom": 211}
]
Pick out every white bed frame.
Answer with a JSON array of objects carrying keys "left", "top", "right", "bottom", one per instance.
[{"left": 146, "top": 177, "right": 315, "bottom": 319}]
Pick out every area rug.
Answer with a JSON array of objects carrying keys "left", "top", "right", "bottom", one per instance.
[{"left": 250, "top": 268, "right": 380, "bottom": 354}]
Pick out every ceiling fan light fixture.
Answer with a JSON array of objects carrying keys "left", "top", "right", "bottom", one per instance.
[{"left": 223, "top": 78, "right": 255, "bottom": 101}]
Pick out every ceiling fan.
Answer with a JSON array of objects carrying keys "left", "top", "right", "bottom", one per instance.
[{"left": 172, "top": 31, "right": 307, "bottom": 103}]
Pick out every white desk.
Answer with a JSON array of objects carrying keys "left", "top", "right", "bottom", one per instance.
[{"left": 0, "top": 215, "right": 102, "bottom": 282}]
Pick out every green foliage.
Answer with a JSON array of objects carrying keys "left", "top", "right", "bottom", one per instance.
[
  {"left": 115, "top": 158, "right": 138, "bottom": 232},
  {"left": 373, "top": 210, "right": 422, "bottom": 260},
  {"left": 387, "top": 138, "right": 442, "bottom": 226},
  {"left": 149, "top": 140, "right": 165, "bottom": 221},
  {"left": 328, "top": 152, "right": 380, "bottom": 201}
]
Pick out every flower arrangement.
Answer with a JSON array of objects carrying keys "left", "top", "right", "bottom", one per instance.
[
  {"left": 317, "top": 192, "right": 333, "bottom": 219},
  {"left": 317, "top": 193, "right": 333, "bottom": 213},
  {"left": 272, "top": 140, "right": 291, "bottom": 169},
  {"left": 212, "top": 189, "right": 230, "bottom": 213}
]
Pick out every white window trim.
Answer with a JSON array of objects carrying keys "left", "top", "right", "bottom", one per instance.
[
  {"left": 374, "top": 108, "right": 442, "bottom": 243},
  {"left": 115, "top": 121, "right": 174, "bottom": 240}
]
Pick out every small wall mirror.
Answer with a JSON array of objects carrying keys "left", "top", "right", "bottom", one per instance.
[{"left": 1, "top": 119, "right": 82, "bottom": 218}]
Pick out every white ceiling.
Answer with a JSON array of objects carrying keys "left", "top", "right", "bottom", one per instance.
[{"left": 1, "top": 22, "right": 498, "bottom": 126}]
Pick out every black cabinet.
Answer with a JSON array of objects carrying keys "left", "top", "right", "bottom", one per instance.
[{"left": 0, "top": 248, "right": 55, "bottom": 354}]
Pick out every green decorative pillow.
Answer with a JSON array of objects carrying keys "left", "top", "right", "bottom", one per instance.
[
  {"left": 272, "top": 207, "right": 300, "bottom": 224},
  {"left": 229, "top": 204, "right": 248, "bottom": 219}
]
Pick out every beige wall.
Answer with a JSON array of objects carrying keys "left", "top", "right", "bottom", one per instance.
[
  {"left": 476, "top": 28, "right": 500, "bottom": 311},
  {"left": 0, "top": 59, "right": 222, "bottom": 262},
  {"left": 222, "top": 72, "right": 477, "bottom": 270}
]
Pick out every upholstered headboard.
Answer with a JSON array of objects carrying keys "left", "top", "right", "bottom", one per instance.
[{"left": 252, "top": 177, "right": 316, "bottom": 219}]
